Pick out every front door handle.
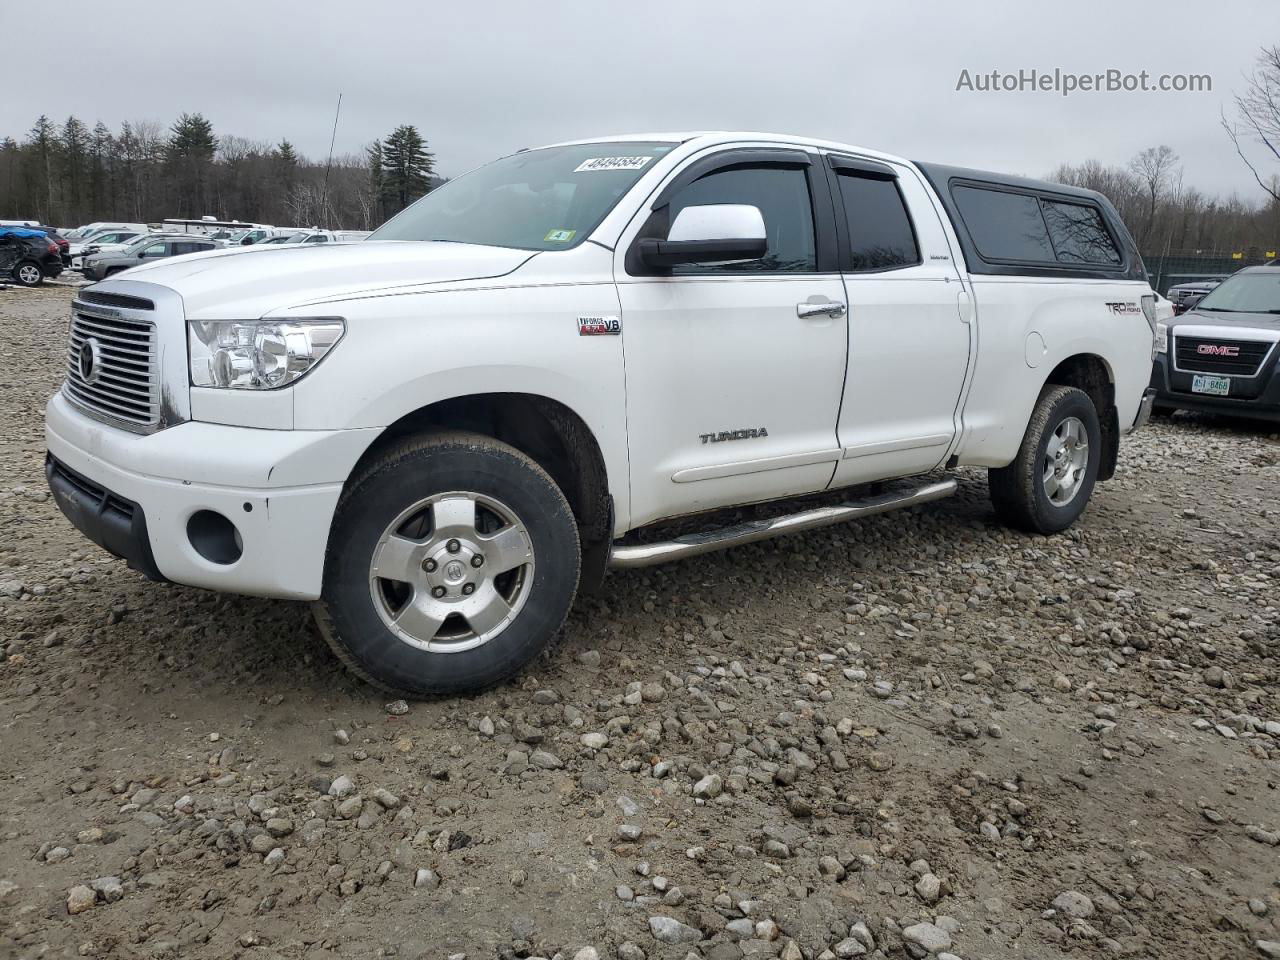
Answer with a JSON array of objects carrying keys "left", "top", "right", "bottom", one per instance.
[{"left": 797, "top": 299, "right": 846, "bottom": 319}]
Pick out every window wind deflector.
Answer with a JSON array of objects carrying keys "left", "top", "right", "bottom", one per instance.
[{"left": 827, "top": 155, "right": 897, "bottom": 180}]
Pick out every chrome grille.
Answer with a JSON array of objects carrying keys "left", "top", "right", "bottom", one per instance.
[{"left": 64, "top": 303, "right": 159, "bottom": 430}]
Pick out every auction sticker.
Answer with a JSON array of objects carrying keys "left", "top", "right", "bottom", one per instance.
[
  {"left": 544, "top": 229, "right": 576, "bottom": 242},
  {"left": 573, "top": 156, "right": 653, "bottom": 173}
]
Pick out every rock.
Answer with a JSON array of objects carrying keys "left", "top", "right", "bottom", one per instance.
[
  {"left": 648, "top": 916, "right": 702, "bottom": 944},
  {"left": 902, "top": 922, "right": 951, "bottom": 954},
  {"left": 574, "top": 949, "right": 600, "bottom": 960},
  {"left": 693, "top": 774, "right": 723, "bottom": 799},
  {"left": 328, "top": 775, "right": 357, "bottom": 798},
  {"left": 414, "top": 868, "right": 440, "bottom": 890},
  {"left": 916, "top": 872, "right": 943, "bottom": 904},
  {"left": 264, "top": 848, "right": 286, "bottom": 867},
  {"left": 577, "top": 649, "right": 602, "bottom": 668},
  {"left": 0, "top": 880, "right": 16, "bottom": 902},
  {"left": 66, "top": 885, "right": 96, "bottom": 915},
  {"left": 372, "top": 788, "right": 401, "bottom": 809},
  {"left": 1052, "top": 890, "right": 1096, "bottom": 918},
  {"left": 867, "top": 751, "right": 893, "bottom": 771},
  {"left": 581, "top": 732, "right": 609, "bottom": 750},
  {"left": 1256, "top": 941, "right": 1280, "bottom": 959},
  {"left": 618, "top": 942, "right": 646, "bottom": 960},
  {"left": 385, "top": 699, "right": 410, "bottom": 715},
  {"left": 265, "top": 818, "right": 293, "bottom": 837},
  {"left": 617, "top": 824, "right": 643, "bottom": 841},
  {"left": 337, "top": 796, "right": 364, "bottom": 819},
  {"left": 832, "top": 937, "right": 867, "bottom": 957},
  {"left": 530, "top": 749, "right": 564, "bottom": 769},
  {"left": 90, "top": 876, "right": 123, "bottom": 903}
]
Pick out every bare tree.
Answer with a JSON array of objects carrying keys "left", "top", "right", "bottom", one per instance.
[
  {"left": 1223, "top": 45, "right": 1280, "bottom": 203},
  {"left": 1128, "top": 146, "right": 1180, "bottom": 246}
]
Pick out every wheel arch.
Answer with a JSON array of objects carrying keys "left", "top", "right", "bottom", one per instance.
[
  {"left": 1042, "top": 352, "right": 1118, "bottom": 481},
  {"left": 345, "top": 392, "right": 615, "bottom": 592}
]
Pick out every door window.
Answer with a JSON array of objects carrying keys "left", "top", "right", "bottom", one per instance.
[
  {"left": 139, "top": 242, "right": 167, "bottom": 258},
  {"left": 835, "top": 172, "right": 919, "bottom": 271},
  {"left": 667, "top": 164, "right": 816, "bottom": 274}
]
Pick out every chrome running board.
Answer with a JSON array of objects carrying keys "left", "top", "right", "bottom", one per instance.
[{"left": 608, "top": 478, "right": 957, "bottom": 569}]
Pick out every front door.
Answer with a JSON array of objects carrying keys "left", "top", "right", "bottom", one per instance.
[
  {"left": 824, "top": 154, "right": 973, "bottom": 487},
  {"left": 616, "top": 149, "right": 849, "bottom": 528}
]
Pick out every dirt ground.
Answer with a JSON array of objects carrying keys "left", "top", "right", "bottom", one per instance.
[{"left": 1, "top": 283, "right": 1278, "bottom": 960}]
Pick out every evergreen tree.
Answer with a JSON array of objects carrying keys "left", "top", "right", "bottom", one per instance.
[
  {"left": 166, "top": 113, "right": 218, "bottom": 216},
  {"left": 59, "top": 116, "right": 90, "bottom": 219},
  {"left": 24, "top": 116, "right": 57, "bottom": 223},
  {"left": 380, "top": 125, "right": 433, "bottom": 212},
  {"left": 365, "top": 139, "right": 384, "bottom": 225},
  {"left": 274, "top": 138, "right": 298, "bottom": 192},
  {"left": 89, "top": 121, "right": 114, "bottom": 219}
]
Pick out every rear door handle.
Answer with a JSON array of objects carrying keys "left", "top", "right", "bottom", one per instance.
[{"left": 797, "top": 299, "right": 846, "bottom": 319}]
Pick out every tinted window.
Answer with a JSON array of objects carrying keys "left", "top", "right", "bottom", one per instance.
[
  {"left": 1041, "top": 200, "right": 1120, "bottom": 264},
  {"left": 139, "top": 242, "right": 167, "bottom": 258},
  {"left": 836, "top": 172, "right": 919, "bottom": 271},
  {"left": 953, "top": 185, "right": 1054, "bottom": 263},
  {"left": 668, "top": 164, "right": 815, "bottom": 274}
]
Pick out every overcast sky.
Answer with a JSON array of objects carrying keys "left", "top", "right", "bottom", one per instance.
[{"left": 9, "top": 0, "right": 1277, "bottom": 201}]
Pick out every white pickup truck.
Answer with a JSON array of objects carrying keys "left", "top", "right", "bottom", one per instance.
[{"left": 45, "top": 132, "right": 1161, "bottom": 696}]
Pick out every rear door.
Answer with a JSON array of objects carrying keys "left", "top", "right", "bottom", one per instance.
[{"left": 825, "top": 154, "right": 973, "bottom": 487}]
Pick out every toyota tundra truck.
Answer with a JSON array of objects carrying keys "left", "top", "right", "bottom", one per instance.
[{"left": 45, "top": 132, "right": 1160, "bottom": 696}]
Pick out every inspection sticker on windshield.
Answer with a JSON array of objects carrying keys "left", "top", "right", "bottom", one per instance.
[
  {"left": 573, "top": 156, "right": 653, "bottom": 173},
  {"left": 544, "top": 229, "right": 576, "bottom": 243}
]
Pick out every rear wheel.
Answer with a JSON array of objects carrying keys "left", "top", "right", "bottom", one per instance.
[
  {"left": 989, "top": 385, "right": 1101, "bottom": 534},
  {"left": 314, "top": 431, "right": 581, "bottom": 698},
  {"left": 14, "top": 261, "right": 43, "bottom": 287}
]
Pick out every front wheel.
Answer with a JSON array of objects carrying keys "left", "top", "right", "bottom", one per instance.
[
  {"left": 14, "top": 261, "right": 43, "bottom": 287},
  {"left": 988, "top": 385, "right": 1101, "bottom": 534},
  {"left": 314, "top": 431, "right": 581, "bottom": 698}
]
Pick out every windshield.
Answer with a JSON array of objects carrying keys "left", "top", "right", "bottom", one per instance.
[
  {"left": 370, "top": 141, "right": 676, "bottom": 251},
  {"left": 1195, "top": 272, "right": 1280, "bottom": 314}
]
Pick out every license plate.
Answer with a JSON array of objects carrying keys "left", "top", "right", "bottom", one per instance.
[{"left": 1191, "top": 375, "right": 1231, "bottom": 396}]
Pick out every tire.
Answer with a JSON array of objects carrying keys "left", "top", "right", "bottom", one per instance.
[
  {"left": 314, "top": 431, "right": 581, "bottom": 698},
  {"left": 105, "top": 267, "right": 126, "bottom": 277},
  {"left": 14, "top": 261, "right": 43, "bottom": 287},
  {"left": 988, "top": 385, "right": 1102, "bottom": 534}
]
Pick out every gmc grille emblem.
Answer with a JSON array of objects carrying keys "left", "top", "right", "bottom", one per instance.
[{"left": 1196, "top": 344, "right": 1240, "bottom": 357}]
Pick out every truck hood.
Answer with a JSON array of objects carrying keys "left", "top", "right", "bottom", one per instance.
[
  {"left": 1171, "top": 309, "right": 1280, "bottom": 333},
  {"left": 117, "top": 241, "right": 537, "bottom": 318}
]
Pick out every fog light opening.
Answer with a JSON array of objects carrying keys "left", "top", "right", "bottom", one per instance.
[{"left": 187, "top": 510, "right": 243, "bottom": 565}]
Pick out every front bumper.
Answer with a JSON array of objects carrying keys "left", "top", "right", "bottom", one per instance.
[
  {"left": 1149, "top": 353, "right": 1280, "bottom": 422},
  {"left": 45, "top": 390, "right": 380, "bottom": 599}
]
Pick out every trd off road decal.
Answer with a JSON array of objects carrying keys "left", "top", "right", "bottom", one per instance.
[
  {"left": 699, "top": 427, "right": 769, "bottom": 444},
  {"left": 1104, "top": 302, "right": 1142, "bottom": 315},
  {"left": 578, "top": 315, "right": 621, "bottom": 336}
]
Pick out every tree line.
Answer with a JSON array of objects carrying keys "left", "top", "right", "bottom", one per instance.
[{"left": 0, "top": 112, "right": 438, "bottom": 230}]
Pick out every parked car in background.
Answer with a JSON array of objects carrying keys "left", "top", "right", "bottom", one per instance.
[
  {"left": 70, "top": 230, "right": 147, "bottom": 260},
  {"left": 270, "top": 229, "right": 371, "bottom": 244},
  {"left": 66, "top": 222, "right": 149, "bottom": 242},
  {"left": 21, "top": 225, "right": 72, "bottom": 265},
  {"left": 80, "top": 234, "right": 220, "bottom": 281},
  {"left": 1151, "top": 266, "right": 1280, "bottom": 421},
  {"left": 0, "top": 228, "right": 64, "bottom": 286},
  {"left": 46, "top": 132, "right": 1159, "bottom": 697},
  {"left": 1166, "top": 277, "right": 1225, "bottom": 314}
]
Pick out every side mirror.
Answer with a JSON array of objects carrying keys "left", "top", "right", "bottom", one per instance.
[{"left": 638, "top": 203, "right": 767, "bottom": 267}]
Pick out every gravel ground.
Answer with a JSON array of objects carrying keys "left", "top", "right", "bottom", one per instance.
[{"left": 1, "top": 284, "right": 1279, "bottom": 960}]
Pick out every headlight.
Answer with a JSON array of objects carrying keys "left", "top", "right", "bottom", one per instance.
[
  {"left": 188, "top": 318, "right": 345, "bottom": 389},
  {"left": 1154, "top": 322, "right": 1168, "bottom": 356}
]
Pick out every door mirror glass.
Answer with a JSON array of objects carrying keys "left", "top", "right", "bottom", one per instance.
[{"left": 639, "top": 203, "right": 767, "bottom": 267}]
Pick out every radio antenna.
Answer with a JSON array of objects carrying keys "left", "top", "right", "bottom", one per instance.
[{"left": 320, "top": 93, "right": 343, "bottom": 227}]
